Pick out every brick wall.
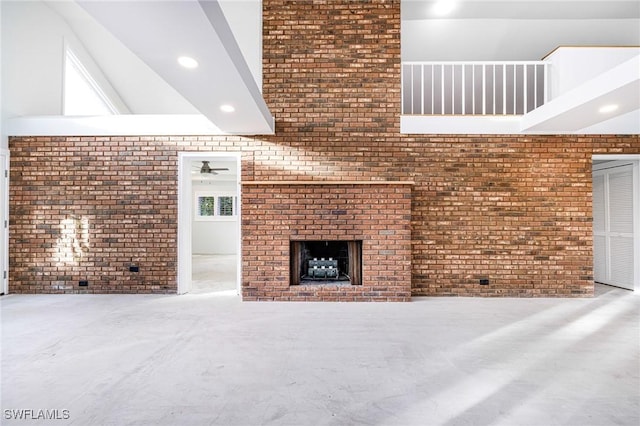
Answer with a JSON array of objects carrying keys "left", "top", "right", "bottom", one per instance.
[
  {"left": 8, "top": 136, "right": 180, "bottom": 293},
  {"left": 7, "top": 0, "right": 640, "bottom": 296}
]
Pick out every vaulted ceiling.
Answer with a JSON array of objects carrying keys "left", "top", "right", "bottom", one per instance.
[
  {"left": 59, "top": 0, "right": 273, "bottom": 135},
  {"left": 4, "top": 0, "right": 640, "bottom": 135}
]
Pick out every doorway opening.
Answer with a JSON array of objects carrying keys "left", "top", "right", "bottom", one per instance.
[
  {"left": 178, "top": 152, "right": 241, "bottom": 295},
  {"left": 592, "top": 155, "right": 640, "bottom": 292}
]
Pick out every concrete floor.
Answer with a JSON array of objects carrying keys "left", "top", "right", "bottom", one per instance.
[
  {"left": 191, "top": 254, "right": 237, "bottom": 294},
  {"left": 1, "top": 285, "right": 638, "bottom": 426}
]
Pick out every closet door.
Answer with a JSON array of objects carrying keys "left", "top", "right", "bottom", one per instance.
[
  {"left": 593, "top": 164, "right": 635, "bottom": 290},
  {"left": 592, "top": 173, "right": 607, "bottom": 284}
]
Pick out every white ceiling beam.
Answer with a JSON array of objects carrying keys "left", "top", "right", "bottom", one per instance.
[{"left": 6, "top": 115, "right": 225, "bottom": 136}]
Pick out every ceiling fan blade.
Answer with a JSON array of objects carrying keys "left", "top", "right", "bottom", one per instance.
[{"left": 199, "top": 161, "right": 229, "bottom": 174}]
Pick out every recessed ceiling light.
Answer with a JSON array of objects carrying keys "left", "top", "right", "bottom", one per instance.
[
  {"left": 177, "top": 56, "right": 198, "bottom": 69},
  {"left": 432, "top": 0, "right": 456, "bottom": 16},
  {"left": 599, "top": 104, "right": 619, "bottom": 114},
  {"left": 220, "top": 104, "right": 235, "bottom": 113}
]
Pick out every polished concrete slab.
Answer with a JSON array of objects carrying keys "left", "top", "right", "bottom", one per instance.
[{"left": 1, "top": 285, "right": 638, "bottom": 425}]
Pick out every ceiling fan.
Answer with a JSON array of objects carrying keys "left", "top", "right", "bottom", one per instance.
[{"left": 197, "top": 161, "right": 229, "bottom": 175}]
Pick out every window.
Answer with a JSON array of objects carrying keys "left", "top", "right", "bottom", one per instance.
[
  {"left": 64, "top": 46, "right": 118, "bottom": 116},
  {"left": 218, "top": 196, "right": 234, "bottom": 216},
  {"left": 198, "top": 196, "right": 216, "bottom": 217},
  {"left": 195, "top": 192, "right": 237, "bottom": 221}
]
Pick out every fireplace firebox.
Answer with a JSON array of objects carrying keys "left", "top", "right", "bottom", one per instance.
[{"left": 290, "top": 241, "right": 362, "bottom": 286}]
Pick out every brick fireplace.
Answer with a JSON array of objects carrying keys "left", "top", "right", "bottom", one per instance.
[{"left": 241, "top": 182, "right": 413, "bottom": 301}]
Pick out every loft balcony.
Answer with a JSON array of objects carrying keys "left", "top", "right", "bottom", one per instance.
[
  {"left": 402, "top": 61, "right": 548, "bottom": 116},
  {"left": 400, "top": 46, "right": 640, "bottom": 135}
]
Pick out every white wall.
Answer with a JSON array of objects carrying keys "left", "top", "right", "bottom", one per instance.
[
  {"left": 191, "top": 180, "right": 238, "bottom": 255},
  {"left": 0, "top": 1, "right": 3, "bottom": 149},
  {"left": 2, "top": 0, "right": 66, "bottom": 149},
  {"left": 1, "top": 1, "right": 68, "bottom": 121}
]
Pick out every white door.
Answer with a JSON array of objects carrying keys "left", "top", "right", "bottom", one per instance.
[
  {"left": 0, "top": 150, "right": 8, "bottom": 295},
  {"left": 593, "top": 161, "right": 637, "bottom": 290}
]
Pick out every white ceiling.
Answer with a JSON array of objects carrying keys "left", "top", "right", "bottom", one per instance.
[
  {"left": 401, "top": 0, "right": 640, "bottom": 61},
  {"left": 50, "top": 0, "right": 273, "bottom": 135},
  {"left": 402, "top": 0, "right": 640, "bottom": 20},
  {"left": 9, "top": 0, "right": 640, "bottom": 135},
  {"left": 46, "top": 1, "right": 201, "bottom": 116}
]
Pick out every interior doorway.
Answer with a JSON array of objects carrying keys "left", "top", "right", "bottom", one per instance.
[
  {"left": 177, "top": 152, "right": 241, "bottom": 295},
  {"left": 592, "top": 155, "right": 640, "bottom": 292}
]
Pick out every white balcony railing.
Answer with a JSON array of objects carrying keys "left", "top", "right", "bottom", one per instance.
[{"left": 401, "top": 61, "right": 549, "bottom": 115}]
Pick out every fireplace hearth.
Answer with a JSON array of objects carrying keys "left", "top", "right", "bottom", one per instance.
[{"left": 290, "top": 240, "right": 362, "bottom": 286}]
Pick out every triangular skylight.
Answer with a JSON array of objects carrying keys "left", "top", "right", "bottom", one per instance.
[{"left": 64, "top": 47, "right": 118, "bottom": 116}]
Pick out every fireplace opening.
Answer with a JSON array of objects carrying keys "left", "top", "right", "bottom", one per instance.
[{"left": 290, "top": 240, "right": 362, "bottom": 286}]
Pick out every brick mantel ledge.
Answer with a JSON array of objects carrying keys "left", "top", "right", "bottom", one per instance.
[{"left": 242, "top": 180, "right": 415, "bottom": 185}]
